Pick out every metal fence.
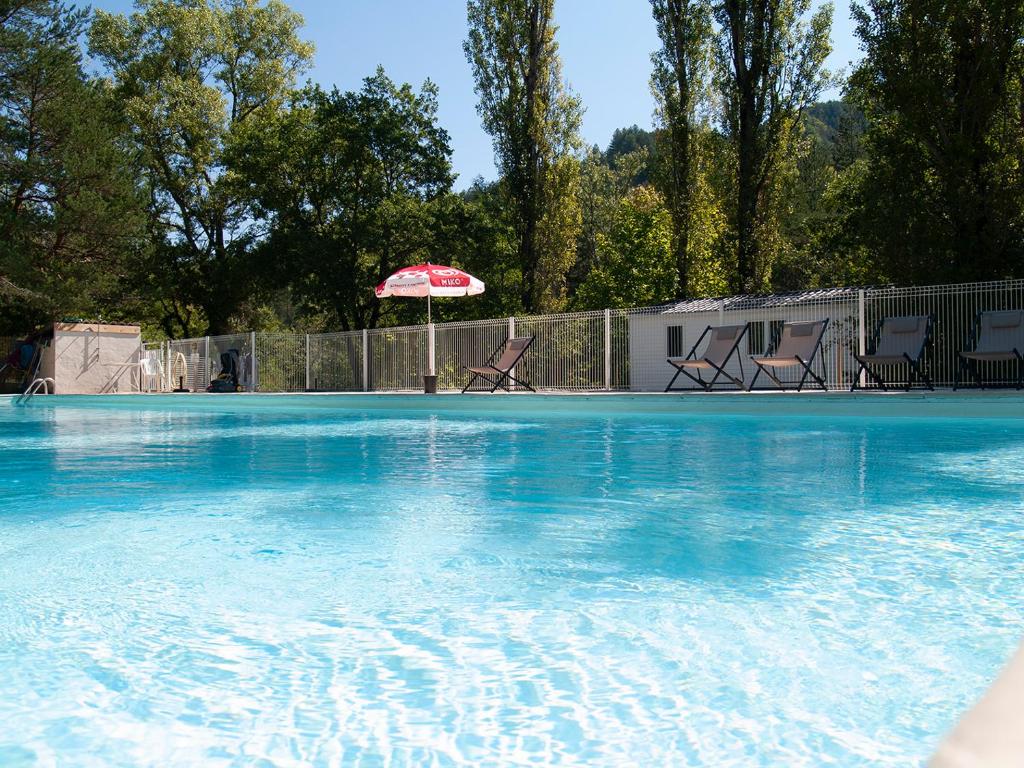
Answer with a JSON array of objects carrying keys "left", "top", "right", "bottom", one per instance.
[
  {"left": 435, "top": 317, "right": 509, "bottom": 391},
  {"left": 145, "top": 278, "right": 1024, "bottom": 393},
  {"left": 368, "top": 325, "right": 428, "bottom": 391},
  {"left": 865, "top": 280, "right": 1024, "bottom": 388},
  {"left": 309, "top": 331, "right": 364, "bottom": 392}
]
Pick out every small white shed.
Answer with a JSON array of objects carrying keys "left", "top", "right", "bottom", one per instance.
[
  {"left": 39, "top": 322, "right": 143, "bottom": 394},
  {"left": 627, "top": 289, "right": 862, "bottom": 391}
]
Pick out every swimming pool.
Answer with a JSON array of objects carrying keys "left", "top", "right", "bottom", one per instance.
[{"left": 2, "top": 394, "right": 1022, "bottom": 766}]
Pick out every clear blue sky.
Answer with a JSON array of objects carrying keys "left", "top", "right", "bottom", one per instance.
[{"left": 90, "top": 0, "right": 860, "bottom": 189}]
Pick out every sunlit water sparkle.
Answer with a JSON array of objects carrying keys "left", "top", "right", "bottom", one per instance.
[{"left": 1, "top": 396, "right": 1022, "bottom": 766}]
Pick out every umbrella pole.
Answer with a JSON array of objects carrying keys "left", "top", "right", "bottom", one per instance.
[{"left": 425, "top": 293, "right": 437, "bottom": 384}]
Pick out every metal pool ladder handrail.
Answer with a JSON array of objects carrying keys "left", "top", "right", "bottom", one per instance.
[{"left": 14, "top": 377, "right": 55, "bottom": 405}]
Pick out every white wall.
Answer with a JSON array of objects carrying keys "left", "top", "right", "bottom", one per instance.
[
  {"left": 40, "top": 323, "right": 142, "bottom": 394},
  {"left": 628, "top": 305, "right": 859, "bottom": 391},
  {"left": 629, "top": 311, "right": 745, "bottom": 391}
]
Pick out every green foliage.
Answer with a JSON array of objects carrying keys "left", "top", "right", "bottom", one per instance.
[
  {"left": 575, "top": 186, "right": 676, "bottom": 309},
  {"left": 847, "top": 0, "right": 1024, "bottom": 282},
  {"left": 464, "top": 0, "right": 583, "bottom": 312},
  {"left": 715, "top": 0, "right": 835, "bottom": 293},
  {"left": 7, "top": 0, "right": 1024, "bottom": 343},
  {"left": 681, "top": 130, "right": 732, "bottom": 296},
  {"left": 650, "top": 0, "right": 715, "bottom": 297},
  {"left": 771, "top": 99, "right": 879, "bottom": 290},
  {"left": 0, "top": 0, "right": 148, "bottom": 334},
  {"left": 803, "top": 100, "right": 867, "bottom": 147},
  {"left": 89, "top": 0, "right": 313, "bottom": 336},
  {"left": 571, "top": 147, "right": 647, "bottom": 294},
  {"left": 605, "top": 125, "right": 656, "bottom": 182},
  {"left": 454, "top": 179, "right": 523, "bottom": 318},
  {"left": 230, "top": 71, "right": 466, "bottom": 330},
  {"left": 531, "top": 153, "right": 581, "bottom": 311}
]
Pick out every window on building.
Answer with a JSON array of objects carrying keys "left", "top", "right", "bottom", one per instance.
[
  {"left": 667, "top": 324, "right": 685, "bottom": 358},
  {"left": 748, "top": 321, "right": 766, "bottom": 355},
  {"left": 768, "top": 320, "right": 785, "bottom": 352},
  {"left": 748, "top": 320, "right": 785, "bottom": 355}
]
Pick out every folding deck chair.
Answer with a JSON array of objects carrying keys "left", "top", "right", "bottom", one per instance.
[
  {"left": 664, "top": 323, "right": 750, "bottom": 392},
  {"left": 851, "top": 315, "right": 934, "bottom": 391},
  {"left": 954, "top": 310, "right": 1024, "bottom": 390},
  {"left": 748, "top": 319, "right": 830, "bottom": 392},
  {"left": 462, "top": 336, "right": 535, "bottom": 393}
]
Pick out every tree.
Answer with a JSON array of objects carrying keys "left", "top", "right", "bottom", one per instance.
[
  {"left": 449, "top": 178, "right": 525, "bottom": 319},
  {"left": 571, "top": 145, "right": 647, "bottom": 295},
  {"left": 650, "top": 0, "right": 714, "bottom": 297},
  {"left": 848, "top": 0, "right": 1024, "bottom": 282},
  {"left": 1, "top": 0, "right": 147, "bottom": 333},
  {"left": 715, "top": 0, "right": 833, "bottom": 292},
  {"left": 464, "top": 0, "right": 583, "bottom": 313},
  {"left": 89, "top": 0, "right": 314, "bottom": 336},
  {"left": 575, "top": 186, "right": 676, "bottom": 309},
  {"left": 231, "top": 72, "right": 457, "bottom": 331},
  {"left": 605, "top": 125, "right": 655, "bottom": 181},
  {"left": 771, "top": 100, "right": 877, "bottom": 290}
]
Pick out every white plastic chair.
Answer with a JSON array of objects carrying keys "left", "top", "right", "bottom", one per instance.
[{"left": 140, "top": 355, "right": 164, "bottom": 392}]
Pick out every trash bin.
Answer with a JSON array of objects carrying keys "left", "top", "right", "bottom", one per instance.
[{"left": 423, "top": 374, "right": 437, "bottom": 394}]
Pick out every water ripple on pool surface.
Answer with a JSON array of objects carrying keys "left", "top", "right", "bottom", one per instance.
[{"left": 1, "top": 401, "right": 1023, "bottom": 766}]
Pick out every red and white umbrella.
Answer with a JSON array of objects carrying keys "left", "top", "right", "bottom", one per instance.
[{"left": 375, "top": 263, "right": 485, "bottom": 324}]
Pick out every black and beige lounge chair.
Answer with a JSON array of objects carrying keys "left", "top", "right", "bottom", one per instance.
[
  {"left": 851, "top": 315, "right": 934, "bottom": 391},
  {"left": 462, "top": 336, "right": 535, "bottom": 393},
  {"left": 665, "top": 323, "right": 750, "bottom": 392},
  {"left": 748, "top": 319, "right": 829, "bottom": 392},
  {"left": 954, "top": 310, "right": 1024, "bottom": 390}
]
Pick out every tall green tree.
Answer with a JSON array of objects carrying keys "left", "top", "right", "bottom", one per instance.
[
  {"left": 570, "top": 145, "right": 647, "bottom": 295},
  {"left": 772, "top": 100, "right": 877, "bottom": 290},
  {"left": 89, "top": 0, "right": 313, "bottom": 336},
  {"left": 1, "top": 0, "right": 147, "bottom": 333},
  {"left": 454, "top": 178, "right": 522, "bottom": 319},
  {"left": 849, "top": 0, "right": 1024, "bottom": 282},
  {"left": 575, "top": 185, "right": 676, "bottom": 309},
  {"left": 230, "top": 72, "right": 457, "bottom": 331},
  {"left": 650, "top": 0, "right": 714, "bottom": 297},
  {"left": 464, "top": 0, "right": 583, "bottom": 313},
  {"left": 715, "top": 0, "right": 833, "bottom": 292}
]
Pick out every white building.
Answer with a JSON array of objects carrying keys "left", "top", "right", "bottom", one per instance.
[
  {"left": 627, "top": 288, "right": 862, "bottom": 391},
  {"left": 39, "top": 322, "right": 143, "bottom": 394}
]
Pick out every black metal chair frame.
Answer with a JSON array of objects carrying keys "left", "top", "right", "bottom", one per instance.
[
  {"left": 664, "top": 323, "right": 750, "bottom": 392},
  {"left": 462, "top": 336, "right": 536, "bottom": 393},
  {"left": 851, "top": 315, "right": 935, "bottom": 392},
  {"left": 953, "top": 312, "right": 1024, "bottom": 390},
  {"left": 747, "top": 319, "right": 830, "bottom": 392}
]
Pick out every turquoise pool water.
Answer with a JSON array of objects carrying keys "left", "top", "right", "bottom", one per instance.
[{"left": 1, "top": 394, "right": 1022, "bottom": 766}]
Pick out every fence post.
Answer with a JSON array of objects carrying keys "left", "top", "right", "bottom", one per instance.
[
  {"left": 136, "top": 341, "right": 144, "bottom": 392},
  {"left": 857, "top": 289, "right": 866, "bottom": 388},
  {"left": 249, "top": 331, "right": 257, "bottom": 392},
  {"left": 508, "top": 316, "right": 516, "bottom": 390},
  {"left": 718, "top": 299, "right": 725, "bottom": 325},
  {"left": 604, "top": 308, "right": 611, "bottom": 390},
  {"left": 204, "top": 336, "right": 210, "bottom": 389},
  {"left": 305, "top": 333, "right": 311, "bottom": 391},
  {"left": 427, "top": 323, "right": 436, "bottom": 376},
  {"left": 362, "top": 328, "right": 369, "bottom": 392},
  {"left": 164, "top": 341, "right": 170, "bottom": 392}
]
